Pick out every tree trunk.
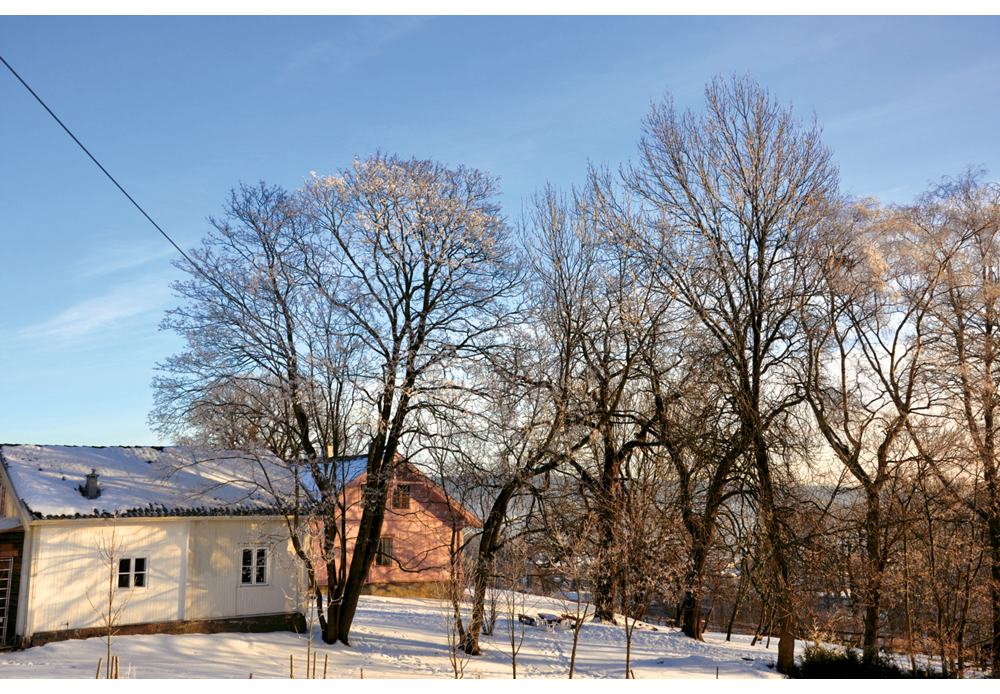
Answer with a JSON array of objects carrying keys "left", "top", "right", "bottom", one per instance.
[
  {"left": 680, "top": 540, "right": 711, "bottom": 639},
  {"left": 726, "top": 563, "right": 753, "bottom": 642},
  {"left": 861, "top": 500, "right": 885, "bottom": 666},
  {"left": 753, "top": 439, "right": 795, "bottom": 674},
  {"left": 593, "top": 566, "right": 618, "bottom": 623},
  {"left": 462, "top": 481, "right": 517, "bottom": 655},
  {"left": 902, "top": 534, "right": 918, "bottom": 675},
  {"left": 680, "top": 590, "right": 703, "bottom": 641},
  {"left": 751, "top": 587, "right": 772, "bottom": 647},
  {"left": 777, "top": 609, "right": 795, "bottom": 672},
  {"left": 593, "top": 489, "right": 619, "bottom": 623},
  {"left": 335, "top": 448, "right": 394, "bottom": 645},
  {"left": 989, "top": 513, "right": 1000, "bottom": 676}
]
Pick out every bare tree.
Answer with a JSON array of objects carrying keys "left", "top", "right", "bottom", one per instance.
[
  {"left": 801, "top": 199, "right": 946, "bottom": 664},
  {"left": 651, "top": 345, "right": 745, "bottom": 640},
  {"left": 626, "top": 74, "right": 840, "bottom": 673},
  {"left": 298, "top": 153, "right": 522, "bottom": 645},
  {"left": 458, "top": 181, "right": 653, "bottom": 652},
  {"left": 419, "top": 407, "right": 485, "bottom": 678},
  {"left": 609, "top": 452, "right": 682, "bottom": 678},
  {"left": 528, "top": 478, "right": 597, "bottom": 678},
  {"left": 497, "top": 537, "right": 530, "bottom": 679},
  {"left": 150, "top": 182, "right": 363, "bottom": 645},
  {"left": 154, "top": 155, "right": 521, "bottom": 647},
  {"left": 904, "top": 169, "right": 1000, "bottom": 673},
  {"left": 86, "top": 513, "right": 133, "bottom": 680}
]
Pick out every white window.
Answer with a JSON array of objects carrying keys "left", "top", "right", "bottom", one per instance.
[
  {"left": 241, "top": 547, "right": 268, "bottom": 585},
  {"left": 117, "top": 557, "right": 148, "bottom": 589}
]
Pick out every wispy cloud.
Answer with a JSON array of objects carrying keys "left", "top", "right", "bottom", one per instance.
[
  {"left": 825, "top": 58, "right": 1000, "bottom": 135},
  {"left": 284, "top": 17, "right": 427, "bottom": 75},
  {"left": 77, "top": 240, "right": 178, "bottom": 278},
  {"left": 17, "top": 277, "right": 173, "bottom": 345}
]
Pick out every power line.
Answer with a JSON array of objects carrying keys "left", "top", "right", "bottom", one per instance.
[{"left": 0, "top": 51, "right": 200, "bottom": 271}]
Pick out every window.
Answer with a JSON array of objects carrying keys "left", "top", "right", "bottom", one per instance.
[
  {"left": 241, "top": 547, "right": 268, "bottom": 585},
  {"left": 117, "top": 557, "right": 147, "bottom": 589},
  {"left": 391, "top": 484, "right": 410, "bottom": 510},
  {"left": 375, "top": 537, "right": 393, "bottom": 567}
]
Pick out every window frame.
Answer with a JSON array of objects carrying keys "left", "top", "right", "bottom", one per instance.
[
  {"left": 375, "top": 537, "right": 393, "bottom": 567},
  {"left": 117, "top": 556, "right": 148, "bottom": 589},
  {"left": 240, "top": 546, "right": 269, "bottom": 586},
  {"left": 391, "top": 484, "right": 411, "bottom": 510}
]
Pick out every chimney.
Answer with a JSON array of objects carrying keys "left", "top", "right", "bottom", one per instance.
[{"left": 85, "top": 469, "right": 100, "bottom": 499}]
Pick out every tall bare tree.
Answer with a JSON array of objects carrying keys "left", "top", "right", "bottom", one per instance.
[
  {"left": 627, "top": 74, "right": 840, "bottom": 672},
  {"left": 905, "top": 169, "right": 1000, "bottom": 673},
  {"left": 298, "top": 153, "right": 521, "bottom": 645},
  {"left": 150, "top": 182, "right": 360, "bottom": 643},
  {"left": 801, "top": 199, "right": 947, "bottom": 664},
  {"left": 154, "top": 155, "right": 521, "bottom": 647}
]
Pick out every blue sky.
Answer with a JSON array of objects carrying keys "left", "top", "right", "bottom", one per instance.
[{"left": 2, "top": 16, "right": 999, "bottom": 446}]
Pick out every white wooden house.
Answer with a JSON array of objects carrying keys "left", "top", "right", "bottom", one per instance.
[{"left": 0, "top": 445, "right": 307, "bottom": 648}]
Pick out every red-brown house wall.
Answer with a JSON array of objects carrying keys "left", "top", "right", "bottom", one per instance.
[{"left": 313, "top": 468, "right": 474, "bottom": 589}]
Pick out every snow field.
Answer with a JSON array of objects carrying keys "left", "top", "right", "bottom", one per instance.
[{"left": 0, "top": 594, "right": 791, "bottom": 679}]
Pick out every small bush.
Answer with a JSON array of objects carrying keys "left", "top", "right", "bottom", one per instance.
[{"left": 790, "top": 644, "right": 913, "bottom": 679}]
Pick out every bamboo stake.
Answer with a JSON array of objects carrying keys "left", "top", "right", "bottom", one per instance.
[
  {"left": 312, "top": 651, "right": 317, "bottom": 679},
  {"left": 249, "top": 673, "right": 252, "bottom": 679},
  {"left": 95, "top": 657, "right": 103, "bottom": 679},
  {"left": 360, "top": 668, "right": 364, "bottom": 679},
  {"left": 114, "top": 655, "right": 119, "bottom": 679},
  {"left": 323, "top": 653, "right": 328, "bottom": 679},
  {"left": 290, "top": 654, "right": 295, "bottom": 679}
]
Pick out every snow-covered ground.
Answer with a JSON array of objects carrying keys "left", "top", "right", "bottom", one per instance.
[{"left": 0, "top": 594, "right": 795, "bottom": 679}]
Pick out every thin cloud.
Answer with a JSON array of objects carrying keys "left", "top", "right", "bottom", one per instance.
[
  {"left": 17, "top": 278, "right": 172, "bottom": 345},
  {"left": 77, "top": 241, "right": 178, "bottom": 278},
  {"left": 284, "top": 17, "right": 427, "bottom": 74}
]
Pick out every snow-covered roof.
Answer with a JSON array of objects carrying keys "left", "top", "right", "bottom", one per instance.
[{"left": 0, "top": 445, "right": 297, "bottom": 521}]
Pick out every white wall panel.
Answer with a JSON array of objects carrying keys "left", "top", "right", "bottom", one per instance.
[
  {"left": 186, "top": 519, "right": 301, "bottom": 620},
  {"left": 28, "top": 519, "right": 186, "bottom": 633},
  {"left": 25, "top": 517, "right": 303, "bottom": 636}
]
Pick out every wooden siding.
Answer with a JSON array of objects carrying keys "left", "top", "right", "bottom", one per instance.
[
  {"left": 186, "top": 518, "right": 301, "bottom": 620},
  {"left": 24, "top": 517, "right": 303, "bottom": 636},
  {"left": 27, "top": 519, "right": 188, "bottom": 634}
]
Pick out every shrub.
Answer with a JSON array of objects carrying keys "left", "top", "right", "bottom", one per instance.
[{"left": 790, "top": 644, "right": 913, "bottom": 679}]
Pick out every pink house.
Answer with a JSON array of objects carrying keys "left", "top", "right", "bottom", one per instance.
[{"left": 316, "top": 458, "right": 481, "bottom": 597}]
